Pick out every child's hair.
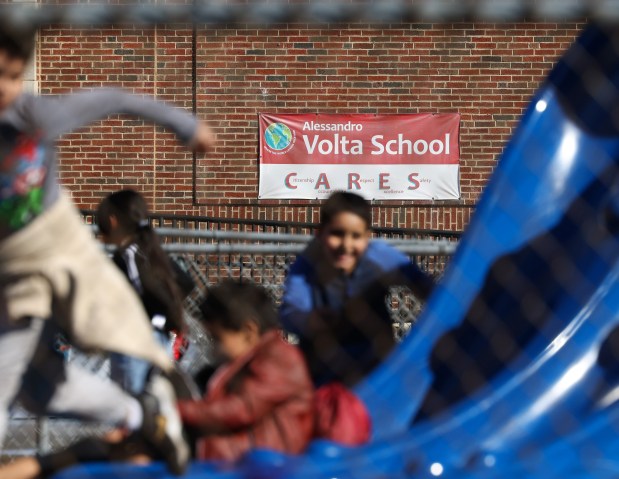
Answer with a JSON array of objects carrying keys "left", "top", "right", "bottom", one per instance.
[
  {"left": 96, "top": 189, "right": 185, "bottom": 331},
  {"left": 200, "top": 281, "right": 280, "bottom": 333},
  {"left": 96, "top": 189, "right": 150, "bottom": 240},
  {"left": 0, "top": 26, "right": 36, "bottom": 61},
  {"left": 320, "top": 191, "right": 372, "bottom": 229}
]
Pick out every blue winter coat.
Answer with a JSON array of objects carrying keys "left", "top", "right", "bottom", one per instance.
[{"left": 280, "top": 239, "right": 433, "bottom": 386}]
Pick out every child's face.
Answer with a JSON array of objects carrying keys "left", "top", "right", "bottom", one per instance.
[
  {"left": 317, "top": 211, "right": 371, "bottom": 275},
  {"left": 0, "top": 51, "right": 25, "bottom": 113},
  {"left": 207, "top": 321, "right": 260, "bottom": 362}
]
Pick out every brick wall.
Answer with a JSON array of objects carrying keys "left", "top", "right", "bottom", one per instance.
[{"left": 34, "top": 12, "right": 584, "bottom": 231}]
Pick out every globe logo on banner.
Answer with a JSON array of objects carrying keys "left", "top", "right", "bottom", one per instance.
[{"left": 264, "top": 122, "right": 294, "bottom": 152}]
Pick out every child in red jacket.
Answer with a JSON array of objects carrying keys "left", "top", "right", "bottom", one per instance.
[{"left": 178, "top": 280, "right": 316, "bottom": 461}]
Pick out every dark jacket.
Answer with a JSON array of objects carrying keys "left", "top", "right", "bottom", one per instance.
[
  {"left": 113, "top": 243, "right": 193, "bottom": 333},
  {"left": 177, "top": 331, "right": 315, "bottom": 461}
]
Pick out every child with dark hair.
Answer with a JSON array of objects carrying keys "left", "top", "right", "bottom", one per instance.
[
  {"left": 280, "top": 191, "right": 435, "bottom": 387},
  {"left": 97, "top": 189, "right": 194, "bottom": 394},
  {"left": 0, "top": 25, "right": 214, "bottom": 474},
  {"left": 178, "top": 280, "right": 315, "bottom": 461}
]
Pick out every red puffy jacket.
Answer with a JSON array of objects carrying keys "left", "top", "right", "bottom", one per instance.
[{"left": 178, "top": 331, "right": 315, "bottom": 461}]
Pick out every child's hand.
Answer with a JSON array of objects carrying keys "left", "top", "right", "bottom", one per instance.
[{"left": 192, "top": 121, "right": 216, "bottom": 153}]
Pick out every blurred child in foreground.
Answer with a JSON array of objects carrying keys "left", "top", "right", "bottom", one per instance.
[{"left": 0, "top": 25, "right": 214, "bottom": 474}]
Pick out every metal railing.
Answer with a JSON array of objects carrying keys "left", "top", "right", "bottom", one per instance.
[{"left": 81, "top": 210, "right": 464, "bottom": 240}]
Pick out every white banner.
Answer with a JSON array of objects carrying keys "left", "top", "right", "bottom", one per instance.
[
  {"left": 258, "top": 113, "right": 461, "bottom": 200},
  {"left": 259, "top": 163, "right": 460, "bottom": 200}
]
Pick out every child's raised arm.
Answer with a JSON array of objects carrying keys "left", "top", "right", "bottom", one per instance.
[{"left": 25, "top": 88, "right": 215, "bottom": 151}]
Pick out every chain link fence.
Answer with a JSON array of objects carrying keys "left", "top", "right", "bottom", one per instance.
[
  {"left": 0, "top": 2, "right": 602, "bottom": 476},
  {"left": 2, "top": 227, "right": 456, "bottom": 460},
  {"left": 0, "top": 0, "right": 602, "bottom": 30}
]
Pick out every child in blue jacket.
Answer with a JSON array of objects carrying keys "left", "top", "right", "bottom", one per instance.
[{"left": 280, "top": 191, "right": 434, "bottom": 387}]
